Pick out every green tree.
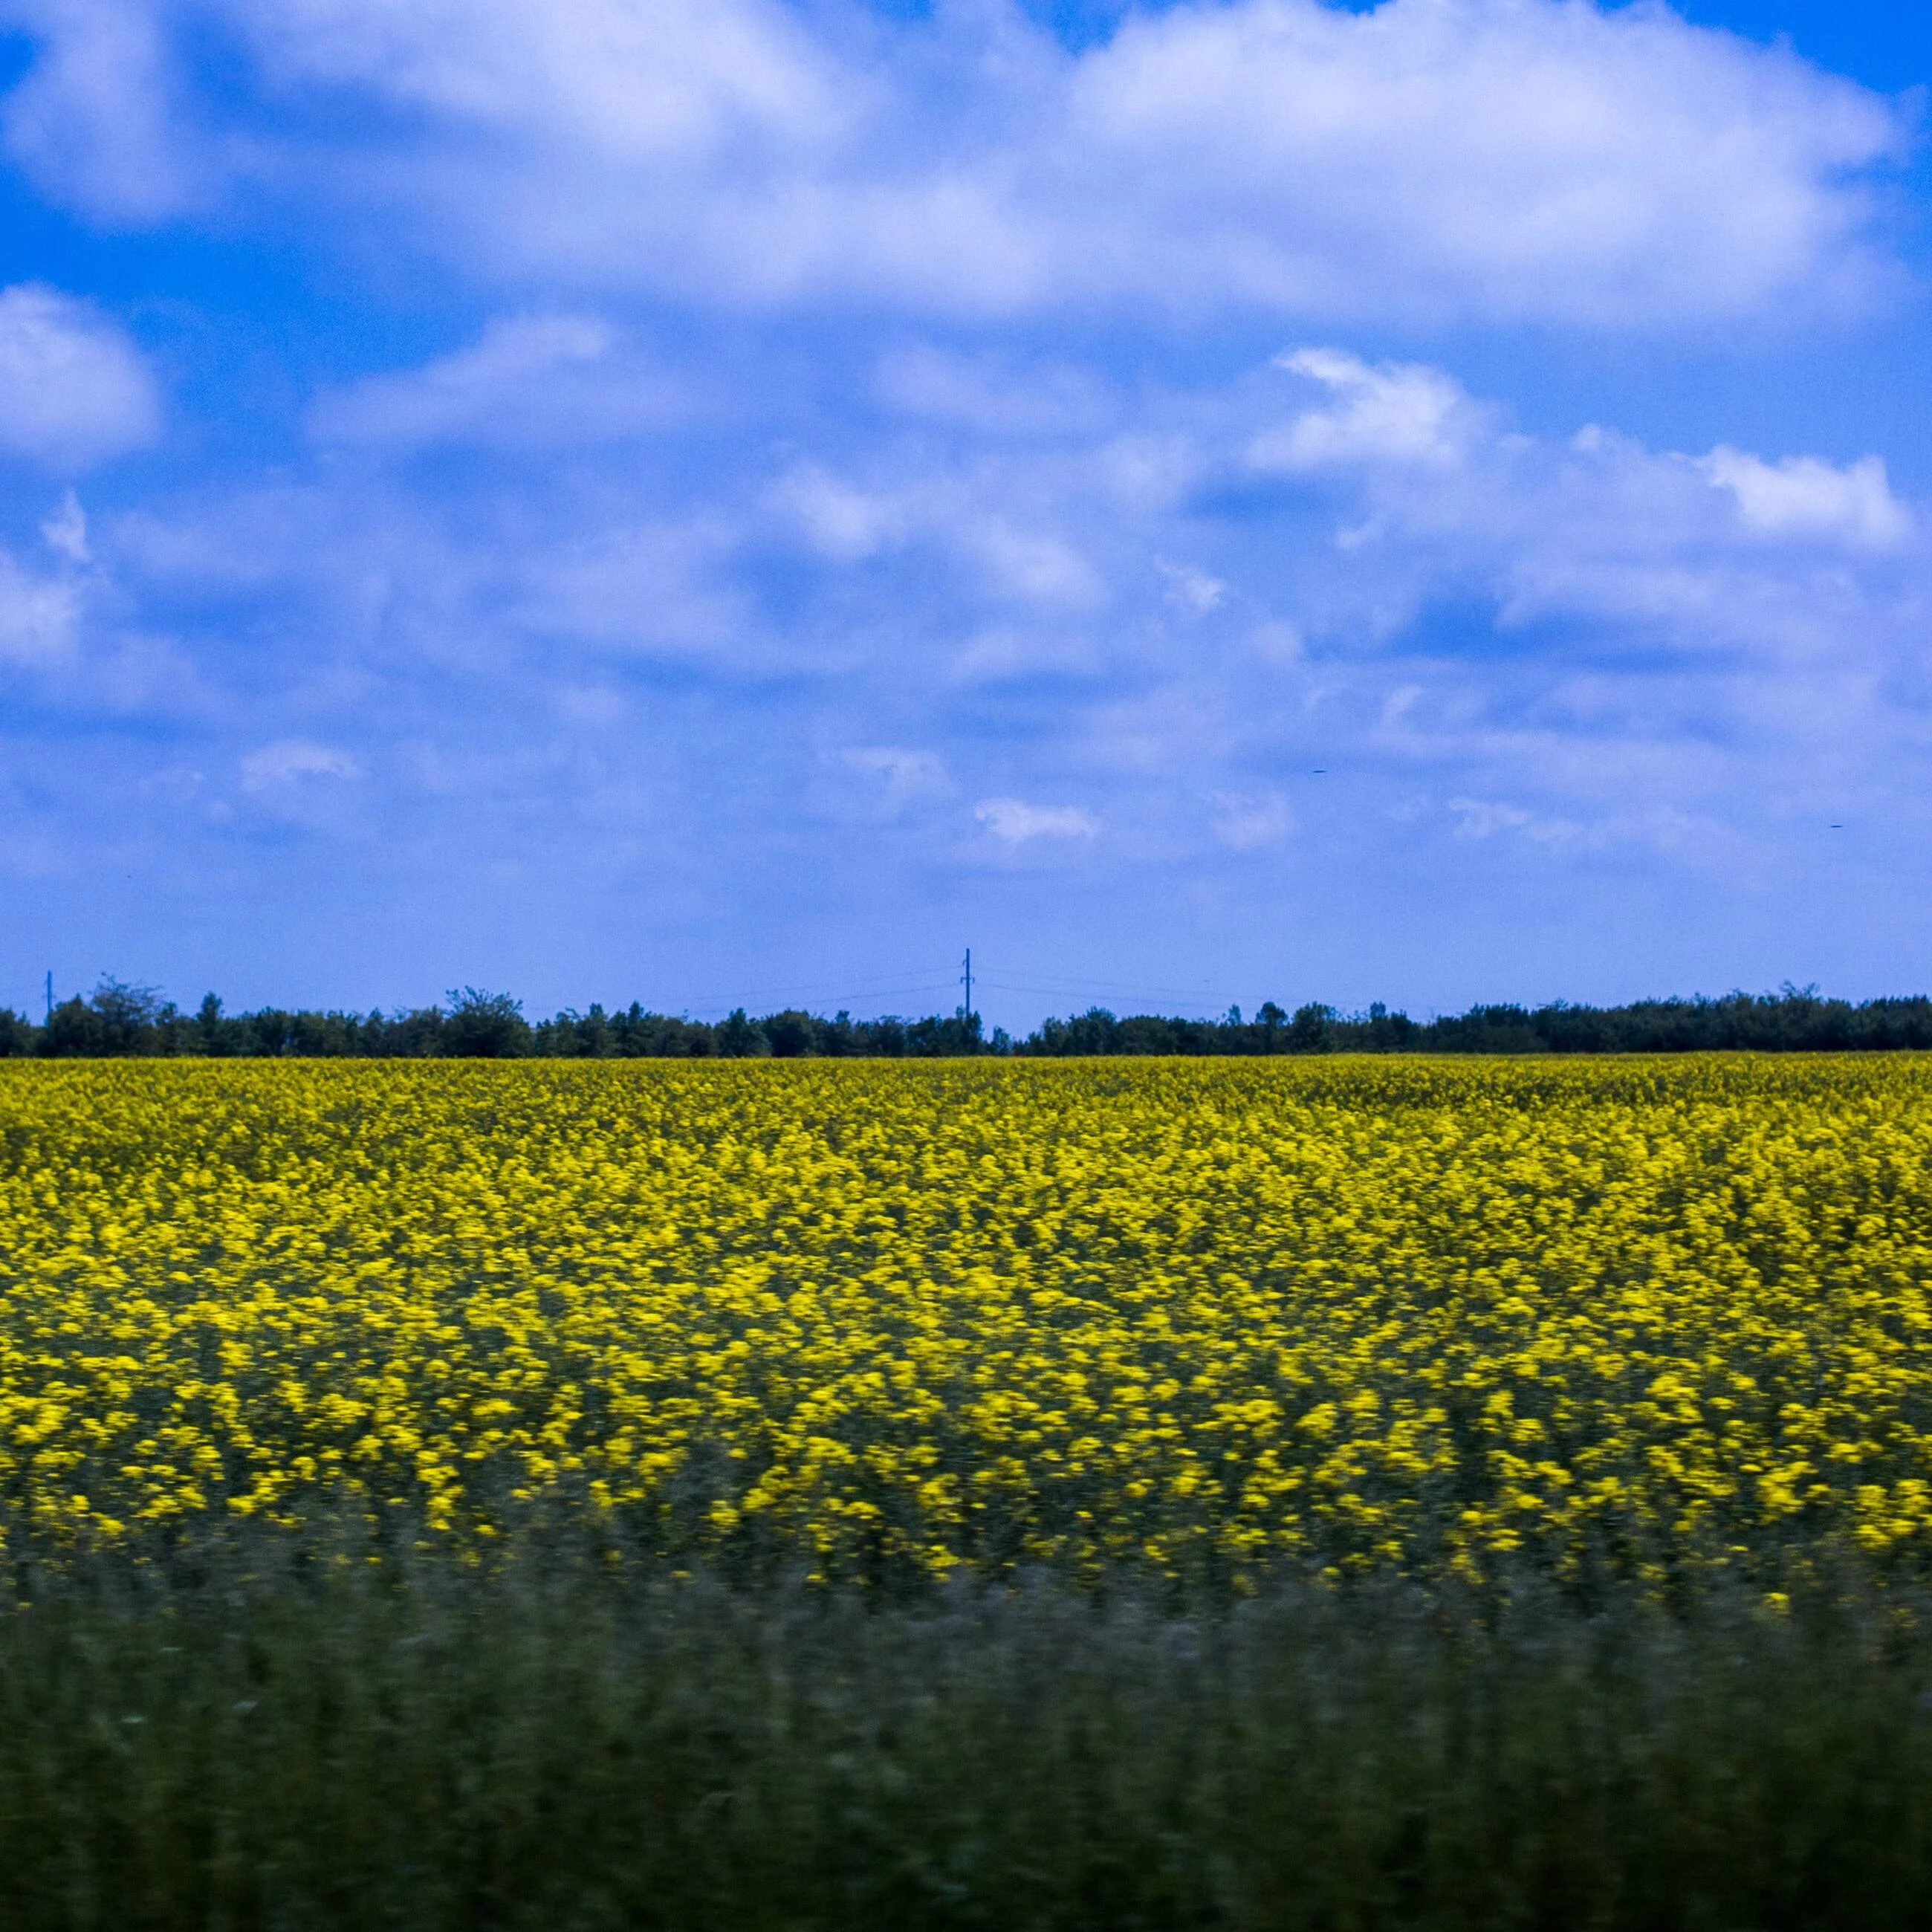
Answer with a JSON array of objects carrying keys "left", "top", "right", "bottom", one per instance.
[
  {"left": 442, "top": 988, "right": 531, "bottom": 1058},
  {"left": 40, "top": 978, "right": 168, "bottom": 1057},
  {"left": 714, "top": 1008, "right": 770, "bottom": 1058}
]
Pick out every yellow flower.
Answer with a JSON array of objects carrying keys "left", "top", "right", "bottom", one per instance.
[{"left": 0, "top": 1054, "right": 1928, "bottom": 1585}]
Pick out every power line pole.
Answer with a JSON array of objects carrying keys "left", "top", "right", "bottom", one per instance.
[
  {"left": 960, "top": 947, "right": 973, "bottom": 1021},
  {"left": 44, "top": 970, "right": 51, "bottom": 1022}
]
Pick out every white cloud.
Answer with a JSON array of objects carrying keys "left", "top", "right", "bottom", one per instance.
[
  {"left": 240, "top": 739, "right": 360, "bottom": 794},
  {"left": 975, "top": 796, "right": 1100, "bottom": 843},
  {"left": 842, "top": 745, "right": 947, "bottom": 787},
  {"left": 1210, "top": 790, "right": 1293, "bottom": 849},
  {"left": 875, "top": 345, "right": 1113, "bottom": 438},
  {"left": 0, "top": 0, "right": 201, "bottom": 218},
  {"left": 0, "top": 548, "right": 79, "bottom": 665},
  {"left": 1699, "top": 446, "right": 1910, "bottom": 550},
  {"left": 1449, "top": 796, "right": 1534, "bottom": 840},
  {"left": 947, "top": 624, "right": 1101, "bottom": 685},
  {"left": 836, "top": 747, "right": 954, "bottom": 820},
  {"left": 0, "top": 283, "right": 159, "bottom": 469},
  {"left": 510, "top": 520, "right": 753, "bottom": 658},
  {"left": 0, "top": 0, "right": 1905, "bottom": 327},
  {"left": 309, "top": 314, "right": 687, "bottom": 449},
  {"left": 1040, "top": 0, "right": 1899, "bottom": 325},
  {"left": 1160, "top": 559, "right": 1226, "bottom": 612},
  {"left": 772, "top": 459, "right": 1103, "bottom": 605},
  {"left": 40, "top": 488, "right": 88, "bottom": 562},
  {"left": 1254, "top": 349, "right": 1476, "bottom": 472},
  {"left": 970, "top": 522, "right": 1104, "bottom": 607},
  {"left": 1474, "top": 429, "right": 1919, "bottom": 654},
  {"left": 1224, "top": 351, "right": 1921, "bottom": 663},
  {"left": 775, "top": 464, "right": 905, "bottom": 563},
  {"left": 1443, "top": 794, "right": 1700, "bottom": 855},
  {"left": 242, "top": 0, "right": 846, "bottom": 158}
]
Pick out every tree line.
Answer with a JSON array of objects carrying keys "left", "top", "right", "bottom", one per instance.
[{"left": 3, "top": 979, "right": 1931, "bottom": 1059}]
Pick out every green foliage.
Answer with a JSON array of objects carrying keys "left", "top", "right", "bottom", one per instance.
[
  {"left": 713, "top": 1006, "right": 771, "bottom": 1058},
  {"left": 7, "top": 979, "right": 1932, "bottom": 1059},
  {"left": 38, "top": 979, "right": 175, "bottom": 1058},
  {"left": 441, "top": 988, "right": 531, "bottom": 1058}
]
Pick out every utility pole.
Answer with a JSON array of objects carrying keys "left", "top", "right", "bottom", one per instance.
[
  {"left": 960, "top": 947, "right": 973, "bottom": 1021},
  {"left": 44, "top": 970, "right": 51, "bottom": 1022}
]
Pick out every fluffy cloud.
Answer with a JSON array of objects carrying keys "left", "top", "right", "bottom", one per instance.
[
  {"left": 239, "top": 739, "right": 360, "bottom": 794},
  {"left": 308, "top": 315, "right": 690, "bottom": 450},
  {"left": 828, "top": 748, "right": 955, "bottom": 823},
  {"left": 111, "top": 331, "right": 1922, "bottom": 823},
  {"left": 1210, "top": 790, "right": 1294, "bottom": 850},
  {"left": 1252, "top": 348, "right": 1478, "bottom": 473},
  {"left": 1448, "top": 796, "right": 1581, "bottom": 847},
  {"left": 245, "top": 0, "right": 846, "bottom": 158},
  {"left": 1227, "top": 351, "right": 1922, "bottom": 672},
  {"left": 976, "top": 798, "right": 1101, "bottom": 843},
  {"left": 0, "top": 0, "right": 1906, "bottom": 326},
  {"left": 1699, "top": 447, "right": 1910, "bottom": 551},
  {"left": 771, "top": 453, "right": 1106, "bottom": 608},
  {"left": 39, "top": 489, "right": 88, "bottom": 563},
  {"left": 1042, "top": 0, "right": 1899, "bottom": 323},
  {"left": 0, "top": 284, "right": 159, "bottom": 469},
  {"left": 775, "top": 464, "right": 906, "bottom": 563},
  {"left": 0, "top": 548, "right": 78, "bottom": 666},
  {"left": 507, "top": 518, "right": 756, "bottom": 659},
  {"left": 875, "top": 346, "right": 1114, "bottom": 439},
  {"left": 0, "top": 0, "right": 201, "bottom": 218}
]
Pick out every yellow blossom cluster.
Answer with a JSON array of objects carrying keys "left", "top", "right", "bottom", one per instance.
[{"left": 2, "top": 1055, "right": 1931, "bottom": 1581}]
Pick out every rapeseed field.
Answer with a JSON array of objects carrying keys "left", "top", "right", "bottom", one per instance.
[{"left": 3, "top": 1055, "right": 1931, "bottom": 1584}]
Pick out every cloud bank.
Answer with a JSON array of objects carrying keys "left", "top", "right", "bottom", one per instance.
[
  {"left": 0, "top": 0, "right": 1907, "bottom": 324},
  {"left": 0, "top": 283, "right": 160, "bottom": 470},
  {"left": 43, "top": 330, "right": 1922, "bottom": 895}
]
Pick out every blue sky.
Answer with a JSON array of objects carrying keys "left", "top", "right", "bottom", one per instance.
[{"left": 1, "top": 0, "right": 1929, "bottom": 1029}]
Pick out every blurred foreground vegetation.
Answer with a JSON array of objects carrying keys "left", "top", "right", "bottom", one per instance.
[{"left": 4, "top": 1523, "right": 1931, "bottom": 1932}]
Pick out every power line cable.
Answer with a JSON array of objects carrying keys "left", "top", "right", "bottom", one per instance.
[
  {"left": 679, "top": 979, "right": 962, "bottom": 1019},
  {"left": 978, "top": 970, "right": 1230, "bottom": 999},
  {"left": 606, "top": 959, "right": 1252, "bottom": 1025},
  {"left": 631, "top": 966, "right": 959, "bottom": 1011},
  {"left": 976, "top": 977, "right": 1231, "bottom": 1011}
]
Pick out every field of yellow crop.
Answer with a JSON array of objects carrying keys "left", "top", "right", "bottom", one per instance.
[{"left": 2, "top": 1055, "right": 1931, "bottom": 1583}]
